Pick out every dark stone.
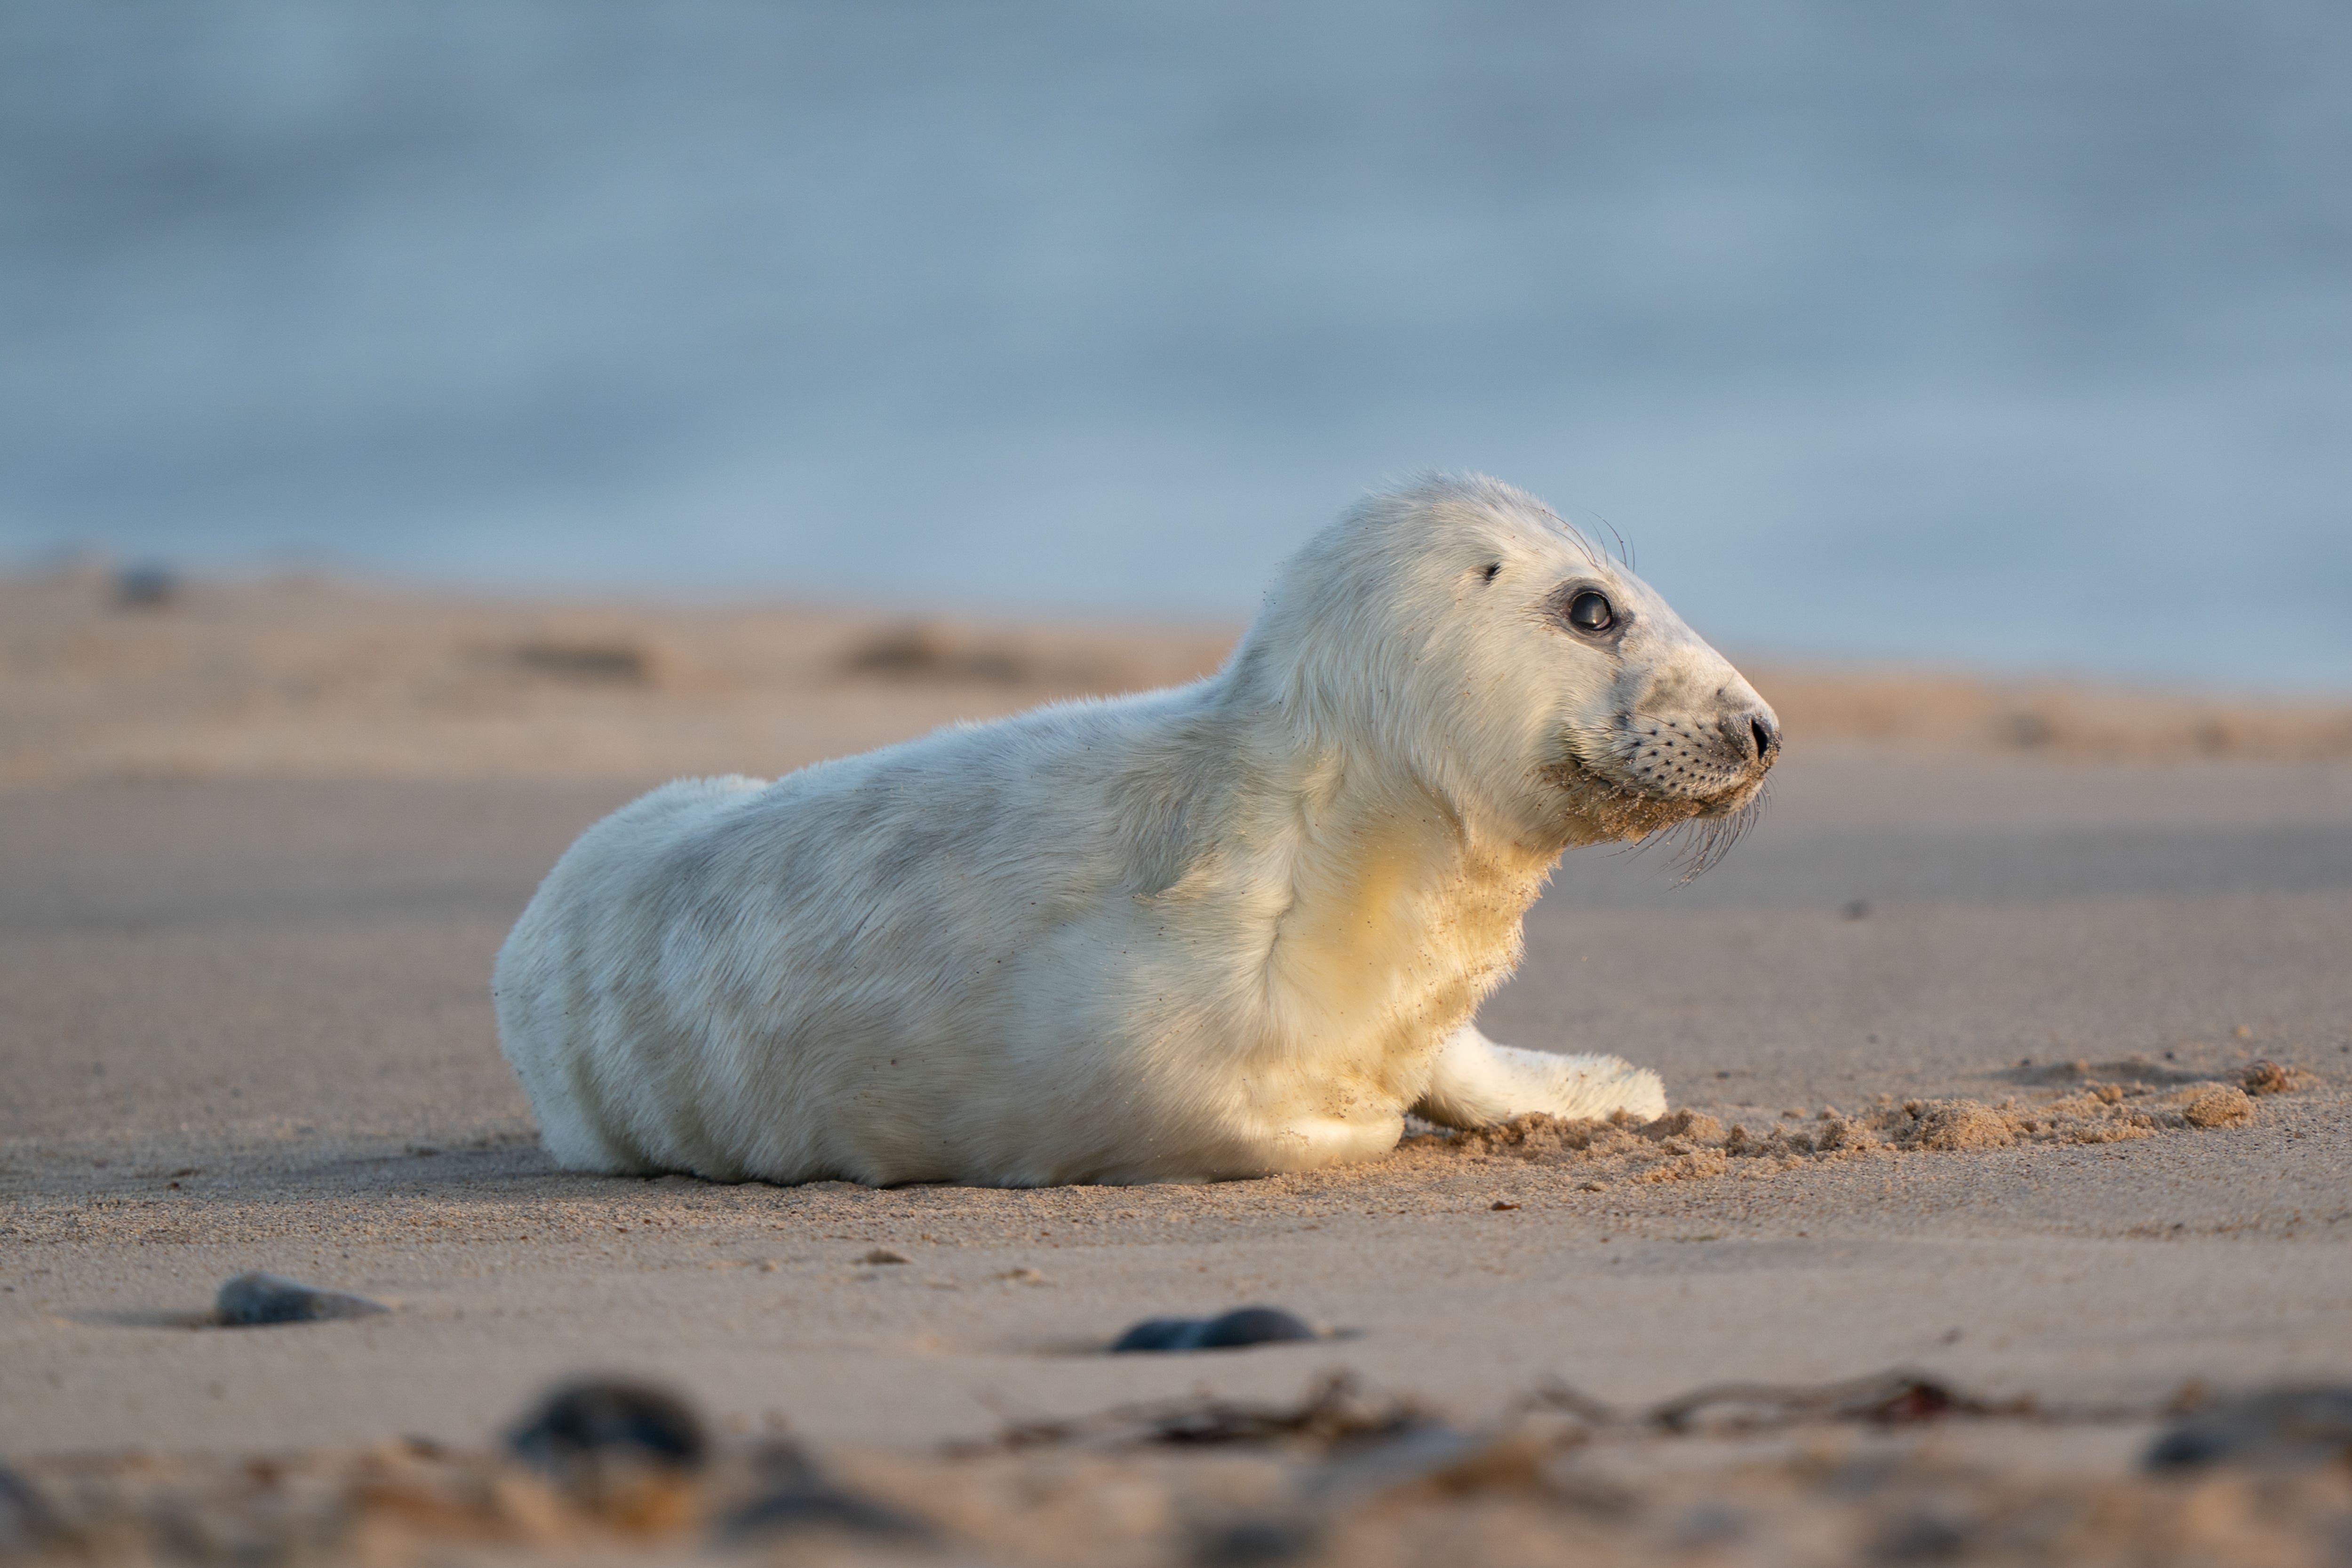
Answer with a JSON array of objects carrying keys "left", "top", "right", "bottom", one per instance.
[
  {"left": 722, "top": 1485, "right": 931, "bottom": 1542},
  {"left": 510, "top": 641, "right": 650, "bottom": 684},
  {"left": 0, "top": 1465, "right": 57, "bottom": 1552},
  {"left": 1871, "top": 1510, "right": 1972, "bottom": 1562},
  {"left": 1196, "top": 1307, "right": 1317, "bottom": 1349},
  {"left": 1190, "top": 1516, "right": 1321, "bottom": 1566},
  {"left": 1111, "top": 1306, "right": 1317, "bottom": 1353},
  {"left": 2145, "top": 1385, "right": 2352, "bottom": 1470},
  {"left": 1671, "top": 1504, "right": 1748, "bottom": 1545},
  {"left": 508, "top": 1378, "right": 709, "bottom": 1471},
  {"left": 714, "top": 1437, "right": 929, "bottom": 1542},
  {"left": 215, "top": 1271, "right": 389, "bottom": 1326},
  {"left": 1111, "top": 1316, "right": 1212, "bottom": 1353},
  {"left": 112, "top": 564, "right": 178, "bottom": 609}
]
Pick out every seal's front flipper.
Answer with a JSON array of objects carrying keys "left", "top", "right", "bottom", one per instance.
[{"left": 1414, "top": 1024, "right": 1666, "bottom": 1128}]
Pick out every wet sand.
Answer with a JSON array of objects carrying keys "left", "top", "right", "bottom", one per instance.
[{"left": 1, "top": 573, "right": 2347, "bottom": 1559}]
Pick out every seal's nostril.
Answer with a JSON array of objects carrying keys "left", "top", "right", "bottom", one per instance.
[{"left": 1750, "top": 715, "right": 1779, "bottom": 761}]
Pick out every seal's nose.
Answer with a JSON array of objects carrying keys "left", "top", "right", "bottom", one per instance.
[{"left": 1732, "top": 709, "right": 1780, "bottom": 766}]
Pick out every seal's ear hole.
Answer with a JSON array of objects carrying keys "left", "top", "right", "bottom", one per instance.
[{"left": 1480, "top": 563, "right": 1501, "bottom": 584}]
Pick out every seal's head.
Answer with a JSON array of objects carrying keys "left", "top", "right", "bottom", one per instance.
[{"left": 1241, "top": 473, "right": 1778, "bottom": 861}]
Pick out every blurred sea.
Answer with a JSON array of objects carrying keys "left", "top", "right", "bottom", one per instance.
[{"left": 3, "top": 2, "right": 2347, "bottom": 688}]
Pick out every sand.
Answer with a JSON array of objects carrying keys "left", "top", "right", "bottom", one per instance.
[
  {"left": 7, "top": 567, "right": 2352, "bottom": 788},
  {"left": 2, "top": 569, "right": 2348, "bottom": 1562}
]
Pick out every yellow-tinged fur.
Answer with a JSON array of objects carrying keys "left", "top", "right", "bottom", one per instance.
[{"left": 495, "top": 475, "right": 1777, "bottom": 1185}]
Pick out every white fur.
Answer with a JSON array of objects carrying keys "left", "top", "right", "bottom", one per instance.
[{"left": 494, "top": 475, "right": 1777, "bottom": 1186}]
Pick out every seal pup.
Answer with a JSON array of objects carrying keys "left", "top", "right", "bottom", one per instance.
[{"left": 495, "top": 475, "right": 1778, "bottom": 1186}]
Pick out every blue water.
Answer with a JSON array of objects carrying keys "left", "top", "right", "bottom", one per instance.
[{"left": 4, "top": 2, "right": 2348, "bottom": 688}]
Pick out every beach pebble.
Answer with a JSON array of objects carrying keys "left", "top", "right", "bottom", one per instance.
[
  {"left": 2145, "top": 1386, "right": 2352, "bottom": 1470},
  {"left": 723, "top": 1472, "right": 931, "bottom": 1543},
  {"left": 215, "top": 1271, "right": 389, "bottom": 1326},
  {"left": 713, "top": 1440, "right": 931, "bottom": 1543},
  {"left": 1191, "top": 1515, "right": 1321, "bottom": 1566},
  {"left": 0, "top": 1465, "right": 56, "bottom": 1552},
  {"left": 1110, "top": 1306, "right": 1318, "bottom": 1353},
  {"left": 112, "top": 563, "right": 178, "bottom": 609},
  {"left": 508, "top": 1378, "right": 709, "bottom": 1471},
  {"left": 1871, "top": 1511, "right": 1972, "bottom": 1562},
  {"left": 859, "top": 1248, "right": 910, "bottom": 1265}
]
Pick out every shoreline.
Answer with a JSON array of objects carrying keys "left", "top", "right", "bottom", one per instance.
[{"left": 6, "top": 570, "right": 2351, "bottom": 790}]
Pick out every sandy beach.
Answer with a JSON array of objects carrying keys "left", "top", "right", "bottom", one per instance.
[{"left": 3, "top": 570, "right": 2348, "bottom": 1562}]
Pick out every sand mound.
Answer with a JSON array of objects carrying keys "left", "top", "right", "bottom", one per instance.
[
  {"left": 1434, "top": 1075, "right": 2275, "bottom": 1187},
  {"left": 2241, "top": 1059, "right": 2320, "bottom": 1097},
  {"left": 2011, "top": 1056, "right": 2320, "bottom": 1098}
]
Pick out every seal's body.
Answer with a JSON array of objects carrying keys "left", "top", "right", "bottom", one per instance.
[{"left": 495, "top": 476, "right": 1778, "bottom": 1186}]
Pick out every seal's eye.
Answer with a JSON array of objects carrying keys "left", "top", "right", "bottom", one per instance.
[{"left": 1565, "top": 590, "right": 1615, "bottom": 634}]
